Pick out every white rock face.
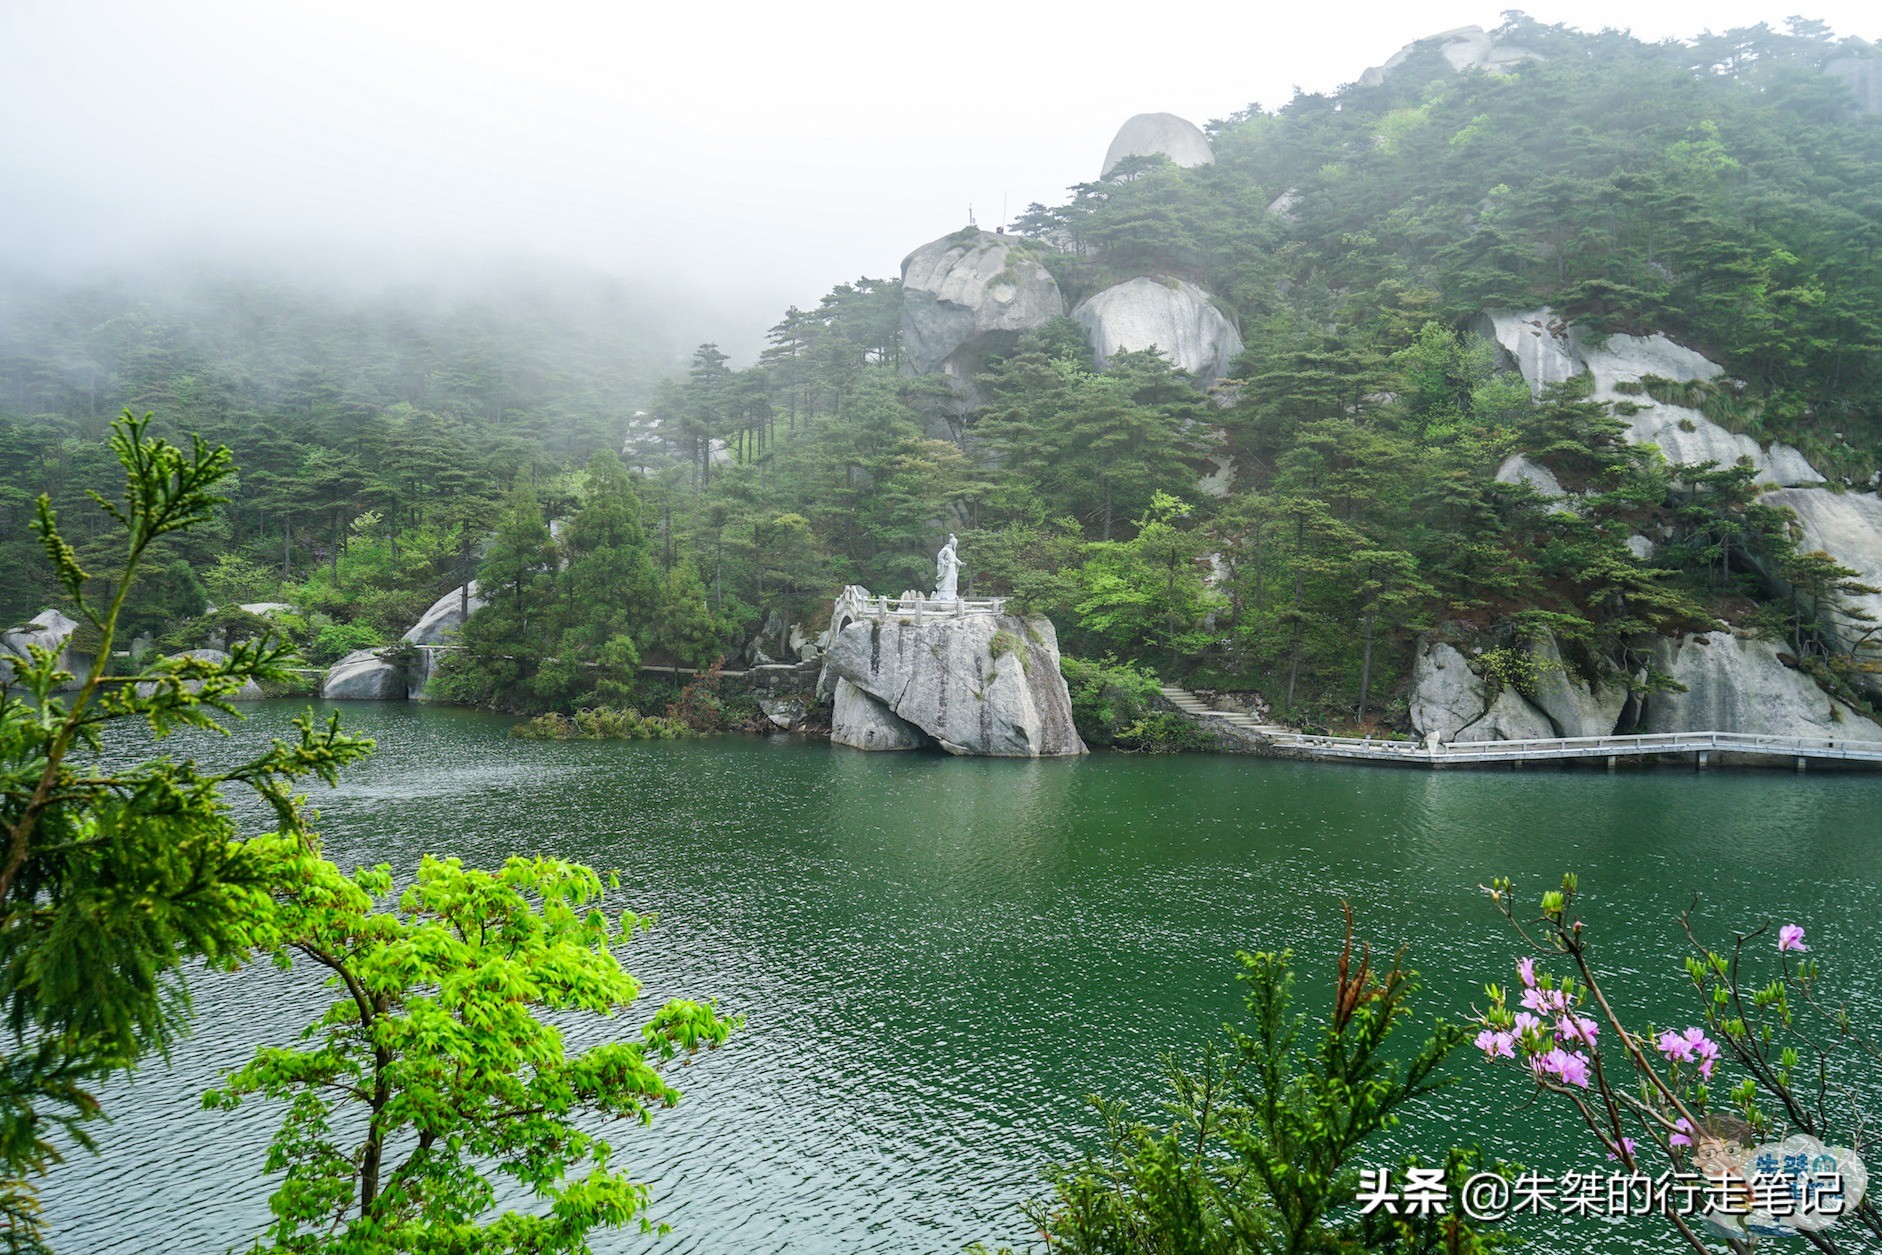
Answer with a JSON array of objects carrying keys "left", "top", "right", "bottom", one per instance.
[
  {"left": 321, "top": 648, "right": 407, "bottom": 700},
  {"left": 1101, "top": 113, "right": 1214, "bottom": 178},
  {"left": 1474, "top": 310, "right": 1580, "bottom": 395},
  {"left": 1407, "top": 642, "right": 1488, "bottom": 743},
  {"left": 1760, "top": 488, "right": 1882, "bottom": 670},
  {"left": 1, "top": 609, "right": 86, "bottom": 690},
  {"left": 1409, "top": 635, "right": 1623, "bottom": 742},
  {"left": 1494, "top": 453, "right": 1572, "bottom": 512},
  {"left": 831, "top": 678, "right": 930, "bottom": 750},
  {"left": 1476, "top": 307, "right": 1822, "bottom": 486},
  {"left": 1526, "top": 635, "right": 1628, "bottom": 738},
  {"left": 1072, "top": 277, "right": 1242, "bottom": 383},
  {"left": 403, "top": 583, "right": 483, "bottom": 645},
  {"left": 1642, "top": 633, "right": 1882, "bottom": 739},
  {"left": 821, "top": 611, "right": 1085, "bottom": 756},
  {"left": 901, "top": 229, "right": 1065, "bottom": 379},
  {"left": 238, "top": 602, "right": 295, "bottom": 617},
  {"left": 1360, "top": 26, "right": 1542, "bottom": 86}
]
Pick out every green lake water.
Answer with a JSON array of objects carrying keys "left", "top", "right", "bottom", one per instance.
[{"left": 40, "top": 701, "right": 1882, "bottom": 1253}]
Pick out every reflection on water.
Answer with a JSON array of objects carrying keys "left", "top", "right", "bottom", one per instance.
[{"left": 41, "top": 702, "right": 1882, "bottom": 1253}]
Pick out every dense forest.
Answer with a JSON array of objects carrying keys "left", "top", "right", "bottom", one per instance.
[{"left": 5, "top": 15, "right": 1880, "bottom": 733}]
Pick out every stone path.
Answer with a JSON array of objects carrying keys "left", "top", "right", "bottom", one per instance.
[{"left": 1157, "top": 685, "right": 1293, "bottom": 736}]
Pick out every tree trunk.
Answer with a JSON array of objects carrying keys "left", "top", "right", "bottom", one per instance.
[{"left": 1358, "top": 609, "right": 1376, "bottom": 720}]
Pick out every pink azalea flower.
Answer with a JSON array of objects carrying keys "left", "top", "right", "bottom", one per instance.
[
  {"left": 1535, "top": 1047, "right": 1591, "bottom": 1088},
  {"left": 1778, "top": 925, "right": 1808, "bottom": 953},
  {"left": 1520, "top": 986, "right": 1567, "bottom": 1015},
  {"left": 1659, "top": 1027, "right": 1720, "bottom": 1078},
  {"left": 1512, "top": 1011, "right": 1542, "bottom": 1036},
  {"left": 1669, "top": 1117, "right": 1693, "bottom": 1148},
  {"left": 1692, "top": 1037, "right": 1720, "bottom": 1080},
  {"left": 1475, "top": 1029, "right": 1515, "bottom": 1059},
  {"left": 1657, "top": 1029, "right": 1696, "bottom": 1063},
  {"left": 1607, "top": 1136, "right": 1638, "bottom": 1162},
  {"left": 1558, "top": 1014, "right": 1599, "bottom": 1046},
  {"left": 1517, "top": 957, "right": 1536, "bottom": 988}
]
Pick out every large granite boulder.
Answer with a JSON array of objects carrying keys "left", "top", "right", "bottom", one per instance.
[
  {"left": 403, "top": 583, "right": 483, "bottom": 645},
  {"left": 1760, "top": 488, "right": 1882, "bottom": 677},
  {"left": 1494, "top": 453, "right": 1572, "bottom": 512},
  {"left": 1525, "top": 634, "right": 1629, "bottom": 738},
  {"left": 1360, "top": 26, "right": 1542, "bottom": 86},
  {"left": 1101, "top": 112, "right": 1214, "bottom": 178},
  {"left": 321, "top": 648, "right": 407, "bottom": 700},
  {"left": 1408, "top": 635, "right": 1624, "bottom": 742},
  {"left": 1072, "top": 277, "right": 1242, "bottom": 384},
  {"left": 1475, "top": 307, "right": 1822, "bottom": 486},
  {"left": 1641, "top": 632, "right": 1882, "bottom": 739},
  {"left": 821, "top": 610, "right": 1085, "bottom": 756},
  {"left": 901, "top": 229, "right": 1064, "bottom": 382},
  {"left": 831, "top": 678, "right": 930, "bottom": 749},
  {"left": 1407, "top": 641, "right": 1553, "bottom": 744},
  {"left": 134, "top": 648, "right": 265, "bottom": 700},
  {"left": 1, "top": 609, "right": 87, "bottom": 690}
]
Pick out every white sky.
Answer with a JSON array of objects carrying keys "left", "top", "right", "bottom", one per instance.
[{"left": 3, "top": 0, "right": 1877, "bottom": 355}]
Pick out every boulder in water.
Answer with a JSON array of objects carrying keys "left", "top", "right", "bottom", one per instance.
[
  {"left": 821, "top": 609, "right": 1085, "bottom": 756},
  {"left": 403, "top": 583, "right": 483, "bottom": 645},
  {"left": 321, "top": 648, "right": 407, "bottom": 700}
]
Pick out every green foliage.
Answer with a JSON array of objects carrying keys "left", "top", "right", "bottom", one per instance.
[
  {"left": 513, "top": 707, "right": 694, "bottom": 740},
  {"left": 976, "top": 920, "right": 1500, "bottom": 1253},
  {"left": 0, "top": 414, "right": 374, "bottom": 1247},
  {"left": 1061, "top": 655, "right": 1162, "bottom": 747},
  {"left": 205, "top": 851, "right": 738, "bottom": 1253}
]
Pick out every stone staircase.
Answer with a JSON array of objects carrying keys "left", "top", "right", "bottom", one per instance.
[{"left": 1158, "top": 685, "right": 1294, "bottom": 737}]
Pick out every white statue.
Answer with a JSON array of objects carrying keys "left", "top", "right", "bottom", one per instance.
[{"left": 934, "top": 533, "right": 960, "bottom": 601}]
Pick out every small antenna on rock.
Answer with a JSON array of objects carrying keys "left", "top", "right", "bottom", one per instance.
[{"left": 968, "top": 203, "right": 976, "bottom": 227}]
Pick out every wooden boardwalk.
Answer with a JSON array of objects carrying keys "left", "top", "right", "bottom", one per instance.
[{"left": 1157, "top": 686, "right": 1882, "bottom": 770}]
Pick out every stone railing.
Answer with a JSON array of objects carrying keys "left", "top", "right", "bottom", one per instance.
[{"left": 832, "top": 586, "right": 1007, "bottom": 626}]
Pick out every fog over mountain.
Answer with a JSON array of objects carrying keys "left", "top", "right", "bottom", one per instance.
[{"left": 4, "top": 0, "right": 1877, "bottom": 357}]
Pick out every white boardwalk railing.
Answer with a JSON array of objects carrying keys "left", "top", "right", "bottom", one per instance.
[{"left": 1259, "top": 729, "right": 1882, "bottom": 767}]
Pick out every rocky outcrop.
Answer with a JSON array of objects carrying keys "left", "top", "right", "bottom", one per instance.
[
  {"left": 1102, "top": 113, "right": 1215, "bottom": 178},
  {"left": 1409, "top": 642, "right": 1551, "bottom": 743},
  {"left": 1759, "top": 488, "right": 1882, "bottom": 674},
  {"left": 831, "top": 678, "right": 930, "bottom": 749},
  {"left": 1494, "top": 453, "right": 1571, "bottom": 512},
  {"left": 1, "top": 609, "right": 87, "bottom": 690},
  {"left": 1072, "top": 277, "right": 1242, "bottom": 384},
  {"left": 321, "top": 648, "right": 408, "bottom": 700},
  {"left": 1408, "top": 636, "right": 1627, "bottom": 743},
  {"left": 821, "top": 610, "right": 1085, "bottom": 756},
  {"left": 1525, "top": 635, "right": 1629, "bottom": 738},
  {"left": 1641, "top": 633, "right": 1882, "bottom": 739},
  {"left": 1360, "top": 26, "right": 1542, "bottom": 86},
  {"left": 135, "top": 648, "right": 265, "bottom": 700},
  {"left": 1476, "top": 307, "right": 1822, "bottom": 486},
  {"left": 403, "top": 583, "right": 483, "bottom": 645},
  {"left": 901, "top": 229, "right": 1064, "bottom": 385}
]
